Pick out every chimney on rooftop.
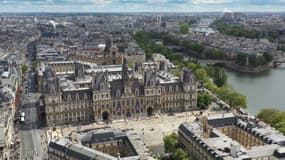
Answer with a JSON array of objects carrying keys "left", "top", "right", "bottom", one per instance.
[{"left": 200, "top": 116, "right": 210, "bottom": 138}]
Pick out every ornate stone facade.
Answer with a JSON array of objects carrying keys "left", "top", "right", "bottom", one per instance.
[{"left": 42, "top": 59, "right": 197, "bottom": 127}]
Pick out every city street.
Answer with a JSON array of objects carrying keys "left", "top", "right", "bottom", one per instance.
[
  {"left": 19, "top": 42, "right": 46, "bottom": 160},
  {"left": 19, "top": 87, "right": 45, "bottom": 160}
]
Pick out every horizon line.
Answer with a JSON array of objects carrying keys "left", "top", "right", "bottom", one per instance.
[{"left": 0, "top": 11, "right": 285, "bottom": 14}]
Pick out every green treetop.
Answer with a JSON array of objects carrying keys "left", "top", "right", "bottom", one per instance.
[{"left": 180, "top": 22, "right": 189, "bottom": 34}]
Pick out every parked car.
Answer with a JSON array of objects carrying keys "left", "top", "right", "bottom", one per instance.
[{"left": 212, "top": 96, "right": 219, "bottom": 102}]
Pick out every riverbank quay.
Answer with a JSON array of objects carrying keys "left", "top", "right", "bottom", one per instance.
[
  {"left": 198, "top": 59, "right": 273, "bottom": 73},
  {"left": 225, "top": 62, "right": 272, "bottom": 73}
]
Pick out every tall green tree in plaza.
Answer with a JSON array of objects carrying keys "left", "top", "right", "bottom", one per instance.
[
  {"left": 173, "top": 148, "right": 191, "bottom": 160},
  {"left": 163, "top": 133, "right": 178, "bottom": 154},
  {"left": 180, "top": 22, "right": 189, "bottom": 34}
]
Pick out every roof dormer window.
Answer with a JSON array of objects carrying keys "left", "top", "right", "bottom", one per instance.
[
  {"left": 100, "top": 83, "right": 104, "bottom": 90},
  {"left": 116, "top": 90, "right": 121, "bottom": 97},
  {"left": 135, "top": 88, "right": 139, "bottom": 96}
]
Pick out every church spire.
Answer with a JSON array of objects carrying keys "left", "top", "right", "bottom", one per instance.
[{"left": 122, "top": 56, "right": 129, "bottom": 83}]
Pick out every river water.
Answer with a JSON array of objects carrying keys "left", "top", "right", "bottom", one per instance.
[{"left": 225, "top": 64, "right": 285, "bottom": 115}]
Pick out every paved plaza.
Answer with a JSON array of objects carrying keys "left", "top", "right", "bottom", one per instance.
[{"left": 43, "top": 103, "right": 228, "bottom": 157}]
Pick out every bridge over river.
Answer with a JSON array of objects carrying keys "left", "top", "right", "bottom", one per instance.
[
  {"left": 272, "top": 52, "right": 285, "bottom": 67},
  {"left": 197, "top": 59, "right": 233, "bottom": 66}
]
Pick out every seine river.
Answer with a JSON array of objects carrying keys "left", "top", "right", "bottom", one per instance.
[{"left": 225, "top": 64, "right": 285, "bottom": 115}]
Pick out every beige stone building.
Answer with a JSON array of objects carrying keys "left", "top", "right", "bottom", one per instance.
[
  {"left": 41, "top": 58, "right": 197, "bottom": 127},
  {"left": 48, "top": 128, "right": 140, "bottom": 160},
  {"left": 68, "top": 45, "right": 123, "bottom": 65},
  {"left": 178, "top": 113, "right": 285, "bottom": 160}
]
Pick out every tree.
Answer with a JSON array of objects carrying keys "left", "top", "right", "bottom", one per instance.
[
  {"left": 257, "top": 109, "right": 279, "bottom": 122},
  {"left": 180, "top": 22, "right": 189, "bottom": 34},
  {"left": 197, "top": 93, "right": 212, "bottom": 109},
  {"left": 257, "top": 109, "right": 285, "bottom": 135},
  {"left": 163, "top": 133, "right": 178, "bottom": 154},
  {"left": 186, "top": 62, "right": 197, "bottom": 70},
  {"left": 216, "top": 86, "right": 231, "bottom": 102},
  {"left": 205, "top": 49, "right": 225, "bottom": 59},
  {"left": 264, "top": 52, "right": 272, "bottom": 62},
  {"left": 236, "top": 53, "right": 247, "bottom": 66},
  {"left": 170, "top": 70, "right": 182, "bottom": 77},
  {"left": 213, "top": 67, "right": 227, "bottom": 87},
  {"left": 205, "top": 66, "right": 216, "bottom": 77},
  {"left": 204, "top": 80, "right": 218, "bottom": 92},
  {"left": 173, "top": 148, "right": 191, "bottom": 160},
  {"left": 278, "top": 44, "right": 285, "bottom": 52},
  {"left": 247, "top": 54, "right": 270, "bottom": 67},
  {"left": 229, "top": 92, "right": 247, "bottom": 109},
  {"left": 215, "top": 21, "right": 260, "bottom": 39},
  {"left": 194, "top": 68, "right": 208, "bottom": 82},
  {"left": 21, "top": 64, "right": 28, "bottom": 75}
]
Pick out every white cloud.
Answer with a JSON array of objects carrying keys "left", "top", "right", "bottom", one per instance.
[
  {"left": 90, "top": 0, "right": 113, "bottom": 4},
  {"left": 192, "top": 0, "right": 232, "bottom": 4},
  {"left": 223, "top": 8, "right": 232, "bottom": 12},
  {"left": 146, "top": 0, "right": 169, "bottom": 3}
]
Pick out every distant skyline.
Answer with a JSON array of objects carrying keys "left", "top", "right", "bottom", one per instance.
[{"left": 1, "top": 0, "right": 285, "bottom": 13}]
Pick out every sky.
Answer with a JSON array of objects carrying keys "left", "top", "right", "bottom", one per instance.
[{"left": 1, "top": 0, "right": 285, "bottom": 13}]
